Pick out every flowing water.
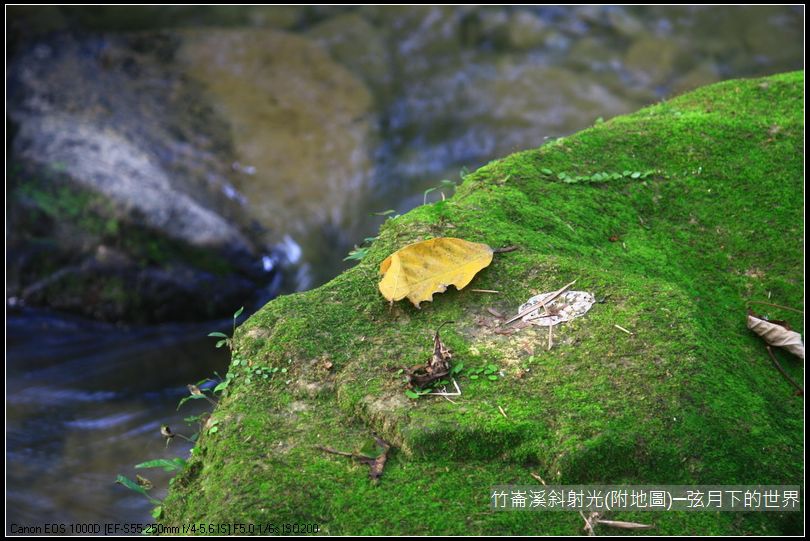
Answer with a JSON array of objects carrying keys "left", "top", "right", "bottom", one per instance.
[
  {"left": 7, "top": 309, "right": 225, "bottom": 530},
  {"left": 6, "top": 5, "right": 804, "bottom": 532}
]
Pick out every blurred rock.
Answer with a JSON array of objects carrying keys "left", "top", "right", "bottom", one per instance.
[
  {"left": 386, "top": 62, "right": 637, "bottom": 181},
  {"left": 306, "top": 12, "right": 391, "bottom": 94},
  {"left": 671, "top": 62, "right": 721, "bottom": 95},
  {"left": 623, "top": 34, "right": 682, "bottom": 87},
  {"left": 176, "top": 29, "right": 377, "bottom": 243},
  {"left": 606, "top": 8, "right": 645, "bottom": 38},
  {"left": 507, "top": 10, "right": 552, "bottom": 51},
  {"left": 7, "top": 33, "right": 279, "bottom": 323}
]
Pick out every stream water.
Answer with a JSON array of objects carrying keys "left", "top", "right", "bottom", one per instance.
[{"left": 6, "top": 5, "right": 804, "bottom": 532}]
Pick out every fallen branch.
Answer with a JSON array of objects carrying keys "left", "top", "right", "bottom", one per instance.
[
  {"left": 765, "top": 346, "right": 804, "bottom": 396},
  {"left": 493, "top": 245, "right": 519, "bottom": 254},
  {"left": 316, "top": 436, "right": 392, "bottom": 481},
  {"left": 580, "top": 511, "right": 653, "bottom": 535},
  {"left": 747, "top": 300, "right": 803, "bottom": 315},
  {"left": 530, "top": 472, "right": 546, "bottom": 485},
  {"left": 596, "top": 519, "right": 654, "bottom": 530},
  {"left": 580, "top": 511, "right": 598, "bottom": 536}
]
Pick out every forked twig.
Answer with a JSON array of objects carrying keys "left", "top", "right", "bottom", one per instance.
[
  {"left": 580, "top": 511, "right": 597, "bottom": 536},
  {"left": 580, "top": 511, "right": 653, "bottom": 535},
  {"left": 316, "top": 436, "right": 392, "bottom": 481}
]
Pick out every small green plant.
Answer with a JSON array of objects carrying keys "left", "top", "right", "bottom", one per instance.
[
  {"left": 118, "top": 305, "right": 246, "bottom": 523},
  {"left": 404, "top": 388, "right": 432, "bottom": 399},
  {"left": 135, "top": 457, "right": 188, "bottom": 473},
  {"left": 344, "top": 236, "right": 378, "bottom": 262},
  {"left": 344, "top": 246, "right": 370, "bottom": 261},
  {"left": 208, "top": 306, "right": 244, "bottom": 349},
  {"left": 403, "top": 360, "right": 500, "bottom": 399},
  {"left": 115, "top": 474, "right": 161, "bottom": 505},
  {"left": 464, "top": 363, "right": 501, "bottom": 381},
  {"left": 244, "top": 364, "right": 285, "bottom": 385},
  {"left": 541, "top": 168, "right": 655, "bottom": 184},
  {"left": 423, "top": 179, "right": 458, "bottom": 205}
]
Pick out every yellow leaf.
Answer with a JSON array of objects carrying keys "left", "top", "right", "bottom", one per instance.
[{"left": 378, "top": 237, "right": 494, "bottom": 307}]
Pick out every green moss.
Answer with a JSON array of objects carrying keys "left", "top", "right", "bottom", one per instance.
[
  {"left": 11, "top": 173, "right": 237, "bottom": 276},
  {"left": 161, "top": 72, "right": 804, "bottom": 534}
]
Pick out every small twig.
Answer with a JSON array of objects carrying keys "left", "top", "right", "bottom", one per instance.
[
  {"left": 442, "top": 395, "right": 458, "bottom": 404},
  {"left": 498, "top": 405, "right": 508, "bottom": 419},
  {"left": 470, "top": 289, "right": 500, "bottom": 293},
  {"left": 614, "top": 324, "right": 633, "bottom": 335},
  {"left": 315, "top": 445, "right": 356, "bottom": 458},
  {"left": 765, "top": 346, "right": 804, "bottom": 396},
  {"left": 580, "top": 511, "right": 597, "bottom": 536},
  {"left": 747, "top": 300, "right": 803, "bottom": 315},
  {"left": 316, "top": 437, "right": 392, "bottom": 481},
  {"left": 595, "top": 519, "right": 654, "bottom": 530},
  {"left": 525, "top": 312, "right": 554, "bottom": 321},
  {"left": 493, "top": 245, "right": 519, "bottom": 253},
  {"left": 504, "top": 280, "right": 577, "bottom": 325},
  {"left": 486, "top": 307, "right": 504, "bottom": 318},
  {"left": 530, "top": 472, "right": 547, "bottom": 485}
]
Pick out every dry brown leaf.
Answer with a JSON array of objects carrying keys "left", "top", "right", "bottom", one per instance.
[
  {"left": 747, "top": 314, "right": 805, "bottom": 360},
  {"left": 378, "top": 237, "right": 493, "bottom": 307},
  {"left": 406, "top": 324, "right": 453, "bottom": 388}
]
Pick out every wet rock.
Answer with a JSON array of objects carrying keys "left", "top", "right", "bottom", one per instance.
[
  {"left": 671, "top": 61, "right": 721, "bottom": 96},
  {"left": 740, "top": 7, "right": 804, "bottom": 70},
  {"left": 474, "top": 8, "right": 554, "bottom": 52},
  {"left": 175, "top": 29, "right": 377, "bottom": 248},
  {"left": 7, "top": 34, "right": 276, "bottom": 323},
  {"left": 568, "top": 36, "right": 623, "bottom": 71},
  {"left": 605, "top": 7, "right": 645, "bottom": 38},
  {"left": 306, "top": 12, "right": 391, "bottom": 94},
  {"left": 368, "top": 5, "right": 476, "bottom": 68},
  {"left": 386, "top": 62, "right": 637, "bottom": 181},
  {"left": 13, "top": 115, "right": 253, "bottom": 254},
  {"left": 623, "top": 34, "right": 683, "bottom": 87},
  {"left": 506, "top": 9, "right": 553, "bottom": 50}
]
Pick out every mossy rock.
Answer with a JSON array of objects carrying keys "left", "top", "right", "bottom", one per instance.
[{"left": 161, "top": 72, "right": 804, "bottom": 535}]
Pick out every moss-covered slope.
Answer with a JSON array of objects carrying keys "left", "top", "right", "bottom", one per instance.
[{"left": 161, "top": 72, "right": 804, "bottom": 535}]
